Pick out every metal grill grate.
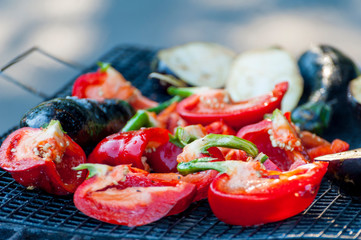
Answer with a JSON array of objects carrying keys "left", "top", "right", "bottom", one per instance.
[{"left": 1, "top": 45, "right": 361, "bottom": 239}]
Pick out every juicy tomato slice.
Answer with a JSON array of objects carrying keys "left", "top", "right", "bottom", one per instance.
[
  {"left": 0, "top": 124, "right": 86, "bottom": 195},
  {"left": 177, "top": 82, "right": 288, "bottom": 130},
  {"left": 72, "top": 66, "right": 157, "bottom": 110},
  {"left": 208, "top": 161, "right": 328, "bottom": 226},
  {"left": 74, "top": 165, "right": 196, "bottom": 226},
  {"left": 307, "top": 139, "right": 350, "bottom": 160},
  {"left": 87, "top": 128, "right": 170, "bottom": 170}
]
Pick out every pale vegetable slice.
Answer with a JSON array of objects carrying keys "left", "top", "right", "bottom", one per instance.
[
  {"left": 155, "top": 42, "right": 236, "bottom": 88},
  {"left": 225, "top": 48, "right": 303, "bottom": 112}
]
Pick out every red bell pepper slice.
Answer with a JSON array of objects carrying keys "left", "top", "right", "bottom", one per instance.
[
  {"left": 205, "top": 120, "right": 236, "bottom": 136},
  {"left": 72, "top": 62, "right": 157, "bottom": 110},
  {"left": 175, "top": 82, "right": 288, "bottom": 130},
  {"left": 73, "top": 164, "right": 196, "bottom": 226},
  {"left": 300, "top": 131, "right": 349, "bottom": 160},
  {"left": 87, "top": 128, "right": 170, "bottom": 170},
  {"left": 177, "top": 158, "right": 328, "bottom": 226},
  {"left": 0, "top": 121, "right": 87, "bottom": 195},
  {"left": 237, "top": 109, "right": 310, "bottom": 171}
]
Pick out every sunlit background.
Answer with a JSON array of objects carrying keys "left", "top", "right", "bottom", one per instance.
[{"left": 0, "top": 0, "right": 361, "bottom": 133}]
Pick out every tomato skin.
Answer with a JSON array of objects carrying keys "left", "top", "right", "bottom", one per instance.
[
  {"left": 74, "top": 165, "right": 196, "bottom": 226},
  {"left": 88, "top": 128, "right": 170, "bottom": 170},
  {"left": 208, "top": 162, "right": 328, "bottom": 226},
  {"left": 0, "top": 127, "right": 87, "bottom": 195},
  {"left": 177, "top": 82, "right": 288, "bottom": 130}
]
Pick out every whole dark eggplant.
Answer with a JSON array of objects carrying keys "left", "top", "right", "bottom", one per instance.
[
  {"left": 291, "top": 45, "right": 359, "bottom": 134},
  {"left": 20, "top": 97, "right": 135, "bottom": 154}
]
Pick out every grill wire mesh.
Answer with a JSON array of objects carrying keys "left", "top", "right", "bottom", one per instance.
[{"left": 0, "top": 45, "right": 361, "bottom": 239}]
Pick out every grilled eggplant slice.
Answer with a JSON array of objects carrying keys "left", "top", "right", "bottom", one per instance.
[
  {"left": 292, "top": 45, "right": 359, "bottom": 134},
  {"left": 20, "top": 97, "right": 135, "bottom": 154},
  {"left": 315, "top": 149, "right": 361, "bottom": 197},
  {"left": 152, "top": 42, "right": 236, "bottom": 88},
  {"left": 225, "top": 48, "right": 303, "bottom": 112}
]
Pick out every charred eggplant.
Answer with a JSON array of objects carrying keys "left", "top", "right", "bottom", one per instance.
[
  {"left": 20, "top": 97, "right": 135, "bottom": 154},
  {"left": 152, "top": 42, "right": 236, "bottom": 88},
  {"left": 315, "top": 149, "right": 361, "bottom": 197},
  {"left": 225, "top": 48, "right": 303, "bottom": 112},
  {"left": 291, "top": 45, "right": 359, "bottom": 134},
  {"left": 348, "top": 76, "right": 361, "bottom": 120}
]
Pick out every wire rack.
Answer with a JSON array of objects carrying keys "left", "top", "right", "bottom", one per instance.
[{"left": 1, "top": 45, "right": 361, "bottom": 240}]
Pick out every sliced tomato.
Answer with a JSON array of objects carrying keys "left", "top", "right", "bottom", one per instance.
[
  {"left": 0, "top": 121, "right": 86, "bottom": 195},
  {"left": 74, "top": 164, "right": 196, "bottom": 226},
  {"left": 87, "top": 128, "right": 170, "bottom": 170},
  {"left": 72, "top": 64, "right": 157, "bottom": 110},
  {"left": 208, "top": 161, "right": 328, "bottom": 226},
  {"left": 177, "top": 82, "right": 288, "bottom": 130}
]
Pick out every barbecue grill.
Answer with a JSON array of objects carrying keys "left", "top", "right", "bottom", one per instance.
[{"left": 1, "top": 45, "right": 361, "bottom": 239}]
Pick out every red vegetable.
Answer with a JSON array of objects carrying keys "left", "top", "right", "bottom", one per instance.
[
  {"left": 208, "top": 160, "right": 328, "bottom": 226},
  {"left": 205, "top": 120, "right": 236, "bottom": 135},
  {"left": 237, "top": 109, "right": 310, "bottom": 171},
  {"left": 176, "top": 82, "right": 288, "bottom": 130},
  {"left": 0, "top": 121, "right": 87, "bottom": 195},
  {"left": 87, "top": 128, "right": 170, "bottom": 171},
  {"left": 72, "top": 63, "right": 157, "bottom": 110},
  {"left": 145, "top": 141, "right": 183, "bottom": 173},
  {"left": 74, "top": 164, "right": 196, "bottom": 226}
]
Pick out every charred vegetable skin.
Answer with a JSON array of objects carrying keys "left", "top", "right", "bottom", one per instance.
[
  {"left": 292, "top": 45, "right": 359, "bottom": 133},
  {"left": 315, "top": 149, "right": 361, "bottom": 197},
  {"left": 20, "top": 97, "right": 135, "bottom": 154}
]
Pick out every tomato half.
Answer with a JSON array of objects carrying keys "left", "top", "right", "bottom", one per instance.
[{"left": 177, "top": 82, "right": 288, "bottom": 130}]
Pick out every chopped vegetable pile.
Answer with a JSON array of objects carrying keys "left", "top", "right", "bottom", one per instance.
[{"left": 0, "top": 42, "right": 358, "bottom": 227}]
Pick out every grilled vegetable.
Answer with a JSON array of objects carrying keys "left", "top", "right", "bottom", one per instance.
[
  {"left": 72, "top": 62, "right": 158, "bottom": 110},
  {"left": 315, "top": 149, "right": 361, "bottom": 197},
  {"left": 0, "top": 120, "right": 87, "bottom": 195},
  {"left": 177, "top": 158, "right": 328, "bottom": 226},
  {"left": 292, "top": 45, "right": 359, "bottom": 134},
  {"left": 73, "top": 164, "right": 196, "bottom": 226},
  {"left": 225, "top": 48, "right": 303, "bottom": 112},
  {"left": 172, "top": 82, "right": 288, "bottom": 130},
  {"left": 348, "top": 76, "right": 361, "bottom": 120},
  {"left": 152, "top": 42, "right": 236, "bottom": 88},
  {"left": 20, "top": 97, "right": 135, "bottom": 154}
]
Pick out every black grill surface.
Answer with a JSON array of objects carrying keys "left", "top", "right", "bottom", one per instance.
[{"left": 0, "top": 46, "right": 361, "bottom": 239}]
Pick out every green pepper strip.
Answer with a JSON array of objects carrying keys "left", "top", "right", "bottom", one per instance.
[
  {"left": 167, "top": 86, "right": 209, "bottom": 97},
  {"left": 199, "top": 134, "right": 259, "bottom": 158},
  {"left": 177, "top": 157, "right": 238, "bottom": 175},
  {"left": 146, "top": 95, "right": 183, "bottom": 114},
  {"left": 121, "top": 96, "right": 183, "bottom": 132},
  {"left": 73, "top": 163, "right": 111, "bottom": 179},
  {"left": 121, "top": 110, "right": 154, "bottom": 132}
]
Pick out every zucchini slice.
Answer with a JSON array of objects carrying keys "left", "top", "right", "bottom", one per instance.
[
  {"left": 153, "top": 42, "right": 236, "bottom": 88},
  {"left": 225, "top": 48, "right": 303, "bottom": 112}
]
